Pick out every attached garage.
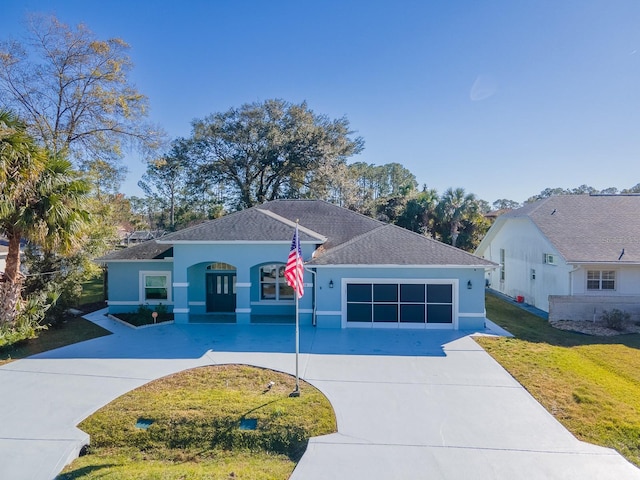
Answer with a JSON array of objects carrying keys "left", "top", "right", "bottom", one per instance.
[{"left": 344, "top": 280, "right": 456, "bottom": 328}]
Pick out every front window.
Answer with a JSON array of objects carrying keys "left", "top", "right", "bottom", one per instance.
[
  {"left": 587, "top": 270, "right": 616, "bottom": 291},
  {"left": 140, "top": 271, "right": 171, "bottom": 302},
  {"left": 260, "top": 264, "right": 294, "bottom": 301}
]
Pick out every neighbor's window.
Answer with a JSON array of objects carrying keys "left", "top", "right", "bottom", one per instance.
[
  {"left": 499, "top": 249, "right": 505, "bottom": 281},
  {"left": 543, "top": 253, "right": 556, "bottom": 265},
  {"left": 260, "top": 264, "right": 294, "bottom": 301},
  {"left": 587, "top": 270, "right": 616, "bottom": 291},
  {"left": 141, "top": 272, "right": 171, "bottom": 302}
]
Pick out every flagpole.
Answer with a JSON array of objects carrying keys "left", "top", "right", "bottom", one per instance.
[
  {"left": 290, "top": 288, "right": 300, "bottom": 397},
  {"left": 286, "top": 220, "right": 302, "bottom": 398}
]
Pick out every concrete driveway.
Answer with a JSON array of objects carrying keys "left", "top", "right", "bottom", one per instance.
[{"left": 0, "top": 310, "right": 639, "bottom": 480}]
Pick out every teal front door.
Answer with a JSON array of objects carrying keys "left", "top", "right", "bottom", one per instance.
[{"left": 206, "top": 272, "right": 236, "bottom": 312}]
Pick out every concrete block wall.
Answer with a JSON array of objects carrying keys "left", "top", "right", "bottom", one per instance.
[{"left": 549, "top": 295, "right": 640, "bottom": 322}]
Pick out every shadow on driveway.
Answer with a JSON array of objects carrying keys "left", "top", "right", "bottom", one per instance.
[{"left": 33, "top": 310, "right": 499, "bottom": 361}]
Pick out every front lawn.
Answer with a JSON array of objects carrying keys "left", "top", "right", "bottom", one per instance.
[
  {"left": 0, "top": 316, "right": 110, "bottom": 366},
  {"left": 0, "top": 277, "right": 111, "bottom": 366},
  {"left": 477, "top": 293, "right": 640, "bottom": 467},
  {"left": 58, "top": 365, "right": 337, "bottom": 480}
]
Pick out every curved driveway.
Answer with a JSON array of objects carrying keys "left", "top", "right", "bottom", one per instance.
[{"left": 0, "top": 310, "right": 639, "bottom": 480}]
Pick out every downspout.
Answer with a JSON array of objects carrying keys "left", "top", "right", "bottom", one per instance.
[
  {"left": 568, "top": 265, "right": 581, "bottom": 296},
  {"left": 304, "top": 267, "right": 317, "bottom": 326}
]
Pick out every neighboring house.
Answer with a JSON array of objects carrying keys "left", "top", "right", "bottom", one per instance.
[
  {"left": 98, "top": 200, "right": 495, "bottom": 329},
  {"left": 475, "top": 194, "right": 640, "bottom": 321},
  {"left": 124, "top": 230, "right": 167, "bottom": 245}
]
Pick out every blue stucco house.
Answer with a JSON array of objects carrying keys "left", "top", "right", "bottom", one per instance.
[{"left": 98, "top": 200, "right": 495, "bottom": 329}]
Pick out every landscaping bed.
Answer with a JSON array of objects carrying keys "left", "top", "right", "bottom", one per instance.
[{"left": 111, "top": 305, "right": 174, "bottom": 328}]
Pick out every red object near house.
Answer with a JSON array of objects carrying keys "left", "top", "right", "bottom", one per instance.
[{"left": 516, "top": 295, "right": 524, "bottom": 303}]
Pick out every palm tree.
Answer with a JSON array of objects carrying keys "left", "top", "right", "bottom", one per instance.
[
  {"left": 0, "top": 110, "right": 89, "bottom": 325},
  {"left": 436, "top": 187, "right": 479, "bottom": 247}
]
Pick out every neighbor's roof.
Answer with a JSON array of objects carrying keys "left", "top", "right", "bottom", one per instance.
[
  {"left": 98, "top": 199, "right": 494, "bottom": 267},
  {"left": 497, "top": 194, "right": 640, "bottom": 263}
]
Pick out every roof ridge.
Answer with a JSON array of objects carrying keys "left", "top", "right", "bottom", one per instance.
[
  {"left": 314, "top": 224, "right": 388, "bottom": 257},
  {"left": 263, "top": 198, "right": 387, "bottom": 226},
  {"left": 255, "top": 208, "right": 327, "bottom": 241}
]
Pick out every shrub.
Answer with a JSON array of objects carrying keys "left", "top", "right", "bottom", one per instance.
[
  {"left": 0, "top": 294, "right": 49, "bottom": 348},
  {"left": 115, "top": 304, "right": 173, "bottom": 327},
  {"left": 600, "top": 308, "right": 630, "bottom": 331}
]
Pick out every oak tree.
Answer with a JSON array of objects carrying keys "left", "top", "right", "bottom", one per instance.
[
  {"left": 190, "top": 99, "right": 364, "bottom": 209},
  {"left": 0, "top": 14, "right": 162, "bottom": 170}
]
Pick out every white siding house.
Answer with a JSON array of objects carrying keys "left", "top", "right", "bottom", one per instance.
[{"left": 476, "top": 195, "right": 640, "bottom": 321}]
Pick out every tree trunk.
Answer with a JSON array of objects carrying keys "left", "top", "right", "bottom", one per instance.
[
  {"left": 450, "top": 220, "right": 460, "bottom": 247},
  {"left": 4, "top": 233, "right": 22, "bottom": 283},
  {"left": 0, "top": 281, "right": 22, "bottom": 326},
  {"left": 0, "top": 233, "right": 24, "bottom": 326}
]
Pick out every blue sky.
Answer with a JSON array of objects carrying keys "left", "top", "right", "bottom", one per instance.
[{"left": 2, "top": 1, "right": 640, "bottom": 204}]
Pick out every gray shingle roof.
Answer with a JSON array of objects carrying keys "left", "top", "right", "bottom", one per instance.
[
  {"left": 98, "top": 199, "right": 493, "bottom": 267},
  {"left": 307, "top": 223, "right": 494, "bottom": 266},
  {"left": 156, "top": 206, "right": 326, "bottom": 243},
  {"left": 502, "top": 195, "right": 640, "bottom": 263}
]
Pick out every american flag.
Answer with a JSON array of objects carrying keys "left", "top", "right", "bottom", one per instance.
[{"left": 284, "top": 224, "right": 304, "bottom": 298}]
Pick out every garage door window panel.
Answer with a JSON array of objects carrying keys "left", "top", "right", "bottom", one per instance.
[
  {"left": 400, "top": 284, "right": 425, "bottom": 303},
  {"left": 374, "top": 304, "right": 398, "bottom": 322},
  {"left": 400, "top": 304, "right": 425, "bottom": 323},
  {"left": 427, "top": 304, "right": 453, "bottom": 323},
  {"left": 347, "top": 302, "right": 372, "bottom": 322},
  {"left": 374, "top": 284, "right": 398, "bottom": 302},
  {"left": 427, "top": 284, "right": 452, "bottom": 303},
  {"left": 347, "top": 284, "right": 372, "bottom": 302}
]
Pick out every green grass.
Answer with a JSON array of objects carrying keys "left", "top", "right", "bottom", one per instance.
[
  {"left": 0, "top": 316, "right": 111, "bottom": 366},
  {"left": 58, "top": 365, "right": 337, "bottom": 480},
  {"left": 477, "top": 293, "right": 640, "bottom": 467},
  {"left": 79, "top": 274, "right": 106, "bottom": 306}
]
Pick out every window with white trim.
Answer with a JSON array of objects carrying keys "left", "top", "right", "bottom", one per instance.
[
  {"left": 499, "top": 249, "right": 505, "bottom": 281},
  {"left": 140, "top": 271, "right": 172, "bottom": 302},
  {"left": 259, "top": 264, "right": 294, "bottom": 301},
  {"left": 587, "top": 270, "right": 616, "bottom": 291},
  {"left": 543, "top": 253, "right": 556, "bottom": 265}
]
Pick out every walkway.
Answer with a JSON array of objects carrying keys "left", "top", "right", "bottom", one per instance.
[{"left": 0, "top": 310, "right": 638, "bottom": 479}]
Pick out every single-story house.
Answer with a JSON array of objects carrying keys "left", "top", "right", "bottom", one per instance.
[
  {"left": 475, "top": 194, "right": 640, "bottom": 321},
  {"left": 98, "top": 199, "right": 495, "bottom": 329}
]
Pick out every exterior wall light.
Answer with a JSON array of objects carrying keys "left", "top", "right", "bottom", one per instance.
[
  {"left": 467, "top": 280, "right": 472, "bottom": 289},
  {"left": 329, "top": 280, "right": 334, "bottom": 288}
]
